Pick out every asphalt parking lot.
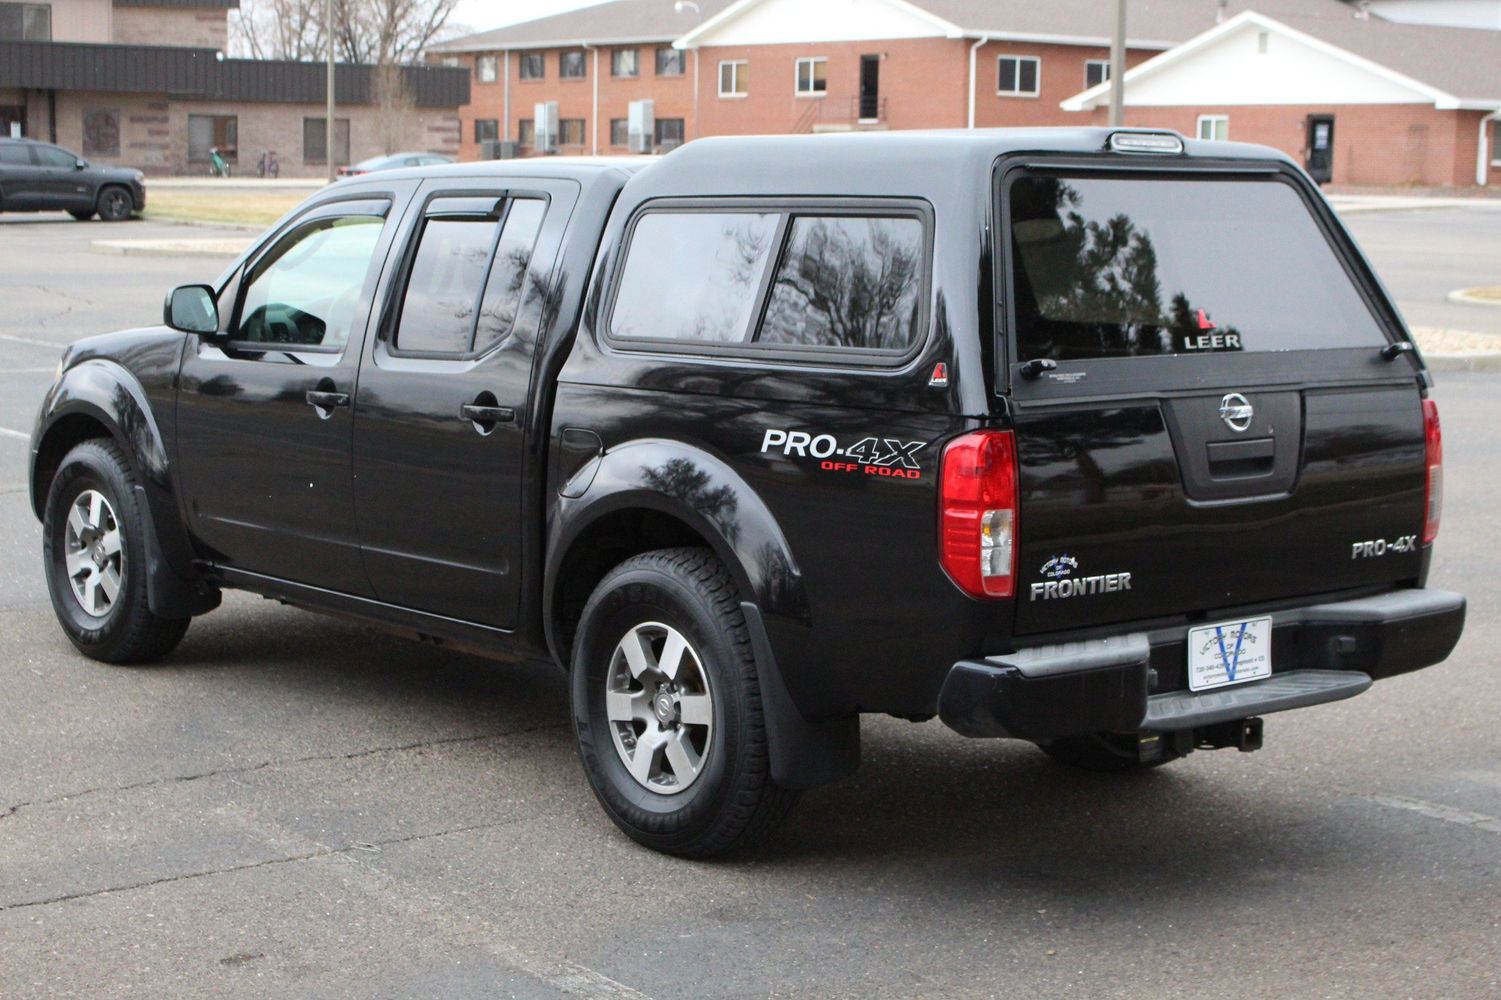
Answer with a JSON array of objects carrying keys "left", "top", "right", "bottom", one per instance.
[{"left": 2, "top": 209, "right": 1500, "bottom": 999}]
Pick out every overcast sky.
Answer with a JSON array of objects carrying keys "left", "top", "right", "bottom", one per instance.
[{"left": 448, "top": 0, "right": 609, "bottom": 38}]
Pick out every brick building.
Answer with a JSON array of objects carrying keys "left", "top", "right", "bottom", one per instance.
[
  {"left": 0, "top": 0, "right": 469, "bottom": 176},
  {"left": 1063, "top": 9, "right": 1501, "bottom": 187},
  {"left": 436, "top": 0, "right": 1499, "bottom": 188}
]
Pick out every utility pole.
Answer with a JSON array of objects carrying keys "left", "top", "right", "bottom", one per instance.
[
  {"left": 1109, "top": 0, "right": 1126, "bottom": 127},
  {"left": 326, "top": 0, "right": 336, "bottom": 182}
]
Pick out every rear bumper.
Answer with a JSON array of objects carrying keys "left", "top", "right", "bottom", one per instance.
[{"left": 938, "top": 588, "right": 1465, "bottom": 740}]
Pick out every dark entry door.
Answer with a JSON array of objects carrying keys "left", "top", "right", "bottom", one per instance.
[
  {"left": 0, "top": 106, "right": 23, "bottom": 138},
  {"left": 176, "top": 192, "right": 410, "bottom": 595},
  {"left": 1305, "top": 115, "right": 1335, "bottom": 184},
  {"left": 859, "top": 55, "right": 880, "bottom": 121}
]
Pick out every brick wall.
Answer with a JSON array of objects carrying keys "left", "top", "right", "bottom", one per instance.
[
  {"left": 453, "top": 45, "right": 698, "bottom": 160},
  {"left": 1094, "top": 103, "right": 1495, "bottom": 187},
  {"left": 48, "top": 90, "right": 460, "bottom": 176},
  {"left": 111, "top": 7, "right": 229, "bottom": 50},
  {"left": 972, "top": 40, "right": 1154, "bottom": 129},
  {"left": 449, "top": 36, "right": 1166, "bottom": 160}
]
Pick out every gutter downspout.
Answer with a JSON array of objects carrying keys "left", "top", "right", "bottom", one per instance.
[
  {"left": 503, "top": 50, "right": 511, "bottom": 150},
  {"left": 1479, "top": 109, "right": 1499, "bottom": 187},
  {"left": 693, "top": 49, "right": 700, "bottom": 143},
  {"left": 967, "top": 35, "right": 989, "bottom": 129}
]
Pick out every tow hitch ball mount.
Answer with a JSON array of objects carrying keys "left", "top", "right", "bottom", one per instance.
[{"left": 1137, "top": 717, "right": 1264, "bottom": 762}]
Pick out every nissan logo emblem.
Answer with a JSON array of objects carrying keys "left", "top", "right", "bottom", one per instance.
[{"left": 1219, "top": 393, "right": 1254, "bottom": 433}]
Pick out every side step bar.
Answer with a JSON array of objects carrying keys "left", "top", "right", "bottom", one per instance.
[{"left": 1143, "top": 669, "right": 1372, "bottom": 731}]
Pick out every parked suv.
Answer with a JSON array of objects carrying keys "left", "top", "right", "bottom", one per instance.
[
  {"left": 28, "top": 129, "right": 1464, "bottom": 857},
  {"left": 0, "top": 137, "right": 145, "bottom": 221}
]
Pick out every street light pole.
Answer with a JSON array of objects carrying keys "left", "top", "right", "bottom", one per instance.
[
  {"left": 1109, "top": 0, "right": 1126, "bottom": 127},
  {"left": 326, "top": 0, "right": 336, "bottom": 182}
]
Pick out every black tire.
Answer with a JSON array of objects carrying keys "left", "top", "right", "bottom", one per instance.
[
  {"left": 1038, "top": 733, "right": 1178, "bottom": 773},
  {"left": 42, "top": 439, "right": 190, "bottom": 664},
  {"left": 571, "top": 547, "right": 799, "bottom": 858},
  {"left": 69, "top": 209, "right": 96, "bottom": 221},
  {"left": 96, "top": 186, "right": 133, "bottom": 222}
]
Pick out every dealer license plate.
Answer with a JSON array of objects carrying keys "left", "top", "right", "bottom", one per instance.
[{"left": 1187, "top": 617, "right": 1273, "bottom": 692}]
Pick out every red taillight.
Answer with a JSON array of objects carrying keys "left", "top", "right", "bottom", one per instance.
[
  {"left": 939, "top": 430, "right": 1018, "bottom": 599},
  {"left": 1423, "top": 398, "right": 1442, "bottom": 544}
]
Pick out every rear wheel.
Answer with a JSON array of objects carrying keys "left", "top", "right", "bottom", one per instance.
[
  {"left": 42, "top": 439, "right": 190, "bottom": 663},
  {"left": 1038, "top": 733, "right": 1178, "bottom": 773},
  {"left": 96, "top": 186, "right": 132, "bottom": 222},
  {"left": 571, "top": 547, "right": 799, "bottom": 858}
]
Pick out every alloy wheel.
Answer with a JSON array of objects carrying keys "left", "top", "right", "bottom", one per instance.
[
  {"left": 63, "top": 489, "right": 123, "bottom": 618},
  {"left": 605, "top": 621, "right": 715, "bottom": 795}
]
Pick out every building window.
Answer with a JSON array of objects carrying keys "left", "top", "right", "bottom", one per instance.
[
  {"left": 0, "top": 2, "right": 50, "bottom": 41},
  {"left": 656, "top": 46, "right": 683, "bottom": 77},
  {"left": 560, "top": 50, "right": 587, "bottom": 79},
  {"left": 302, "top": 116, "right": 350, "bottom": 165},
  {"left": 476, "top": 55, "right": 499, "bottom": 83},
  {"left": 1085, "top": 60, "right": 1109, "bottom": 89},
  {"left": 997, "top": 56, "right": 1040, "bottom": 97},
  {"left": 560, "top": 118, "right": 585, "bottom": 146},
  {"left": 1197, "top": 114, "right": 1229, "bottom": 141},
  {"left": 474, "top": 118, "right": 499, "bottom": 143},
  {"left": 518, "top": 119, "right": 535, "bottom": 147},
  {"left": 610, "top": 118, "right": 629, "bottom": 147},
  {"left": 655, "top": 118, "right": 684, "bottom": 150},
  {"left": 719, "top": 60, "right": 748, "bottom": 98},
  {"left": 440, "top": 56, "right": 460, "bottom": 67},
  {"left": 520, "top": 52, "right": 545, "bottom": 79},
  {"left": 611, "top": 48, "right": 639, "bottom": 78},
  {"left": 795, "top": 57, "right": 827, "bottom": 96},
  {"left": 189, "top": 114, "right": 238, "bottom": 162},
  {"left": 1492, "top": 120, "right": 1501, "bottom": 167},
  {"left": 83, "top": 108, "right": 121, "bottom": 158}
]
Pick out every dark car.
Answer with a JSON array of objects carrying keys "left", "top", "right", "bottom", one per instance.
[
  {"left": 336, "top": 151, "right": 455, "bottom": 178},
  {"left": 0, "top": 137, "right": 145, "bottom": 221},
  {"left": 28, "top": 129, "right": 1464, "bottom": 857}
]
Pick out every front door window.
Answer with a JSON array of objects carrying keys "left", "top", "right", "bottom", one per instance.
[{"left": 235, "top": 215, "right": 385, "bottom": 350}]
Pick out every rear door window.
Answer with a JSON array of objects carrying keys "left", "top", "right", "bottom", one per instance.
[
  {"left": 392, "top": 196, "right": 547, "bottom": 356},
  {"left": 1007, "top": 174, "right": 1387, "bottom": 362}
]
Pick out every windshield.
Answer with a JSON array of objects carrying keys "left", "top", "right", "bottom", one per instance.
[{"left": 1006, "top": 174, "right": 1387, "bottom": 362}]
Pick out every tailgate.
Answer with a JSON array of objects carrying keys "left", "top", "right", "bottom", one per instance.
[{"left": 1000, "top": 166, "right": 1427, "bottom": 636}]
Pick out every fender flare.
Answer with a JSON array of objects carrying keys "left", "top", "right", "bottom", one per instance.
[
  {"left": 545, "top": 438, "right": 858, "bottom": 789},
  {"left": 32, "top": 359, "right": 218, "bottom": 618}
]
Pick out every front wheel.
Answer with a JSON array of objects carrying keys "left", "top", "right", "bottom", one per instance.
[
  {"left": 42, "top": 439, "right": 190, "bottom": 663},
  {"left": 571, "top": 548, "right": 799, "bottom": 858},
  {"left": 96, "top": 186, "right": 132, "bottom": 222}
]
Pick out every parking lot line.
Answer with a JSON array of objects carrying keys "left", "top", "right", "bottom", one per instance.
[
  {"left": 1362, "top": 794, "right": 1501, "bottom": 836},
  {"left": 0, "top": 427, "right": 30, "bottom": 441},
  {"left": 0, "top": 333, "right": 61, "bottom": 349}
]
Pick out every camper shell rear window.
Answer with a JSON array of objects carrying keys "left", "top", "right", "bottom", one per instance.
[{"left": 1005, "top": 172, "right": 1388, "bottom": 363}]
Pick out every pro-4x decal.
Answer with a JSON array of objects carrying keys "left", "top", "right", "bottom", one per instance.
[{"left": 760, "top": 429, "right": 926, "bottom": 480}]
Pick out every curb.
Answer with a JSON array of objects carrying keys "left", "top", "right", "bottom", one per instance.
[
  {"left": 145, "top": 215, "right": 268, "bottom": 233},
  {"left": 1447, "top": 289, "right": 1501, "bottom": 309},
  {"left": 1423, "top": 353, "right": 1501, "bottom": 373},
  {"left": 90, "top": 238, "right": 251, "bottom": 258}
]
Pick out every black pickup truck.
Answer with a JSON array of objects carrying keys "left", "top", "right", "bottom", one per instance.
[{"left": 29, "top": 129, "right": 1465, "bottom": 857}]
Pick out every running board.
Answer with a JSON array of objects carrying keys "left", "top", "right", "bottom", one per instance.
[{"left": 1144, "top": 669, "right": 1372, "bottom": 731}]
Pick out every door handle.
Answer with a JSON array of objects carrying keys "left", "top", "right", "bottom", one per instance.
[
  {"left": 460, "top": 393, "right": 514, "bottom": 435},
  {"left": 460, "top": 404, "right": 515, "bottom": 424},
  {"left": 306, "top": 388, "right": 350, "bottom": 418}
]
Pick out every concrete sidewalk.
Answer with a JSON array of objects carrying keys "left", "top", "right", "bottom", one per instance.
[{"left": 1329, "top": 194, "right": 1501, "bottom": 214}]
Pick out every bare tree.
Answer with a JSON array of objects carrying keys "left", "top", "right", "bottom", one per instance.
[
  {"left": 230, "top": 0, "right": 458, "bottom": 63},
  {"left": 371, "top": 62, "right": 417, "bottom": 153}
]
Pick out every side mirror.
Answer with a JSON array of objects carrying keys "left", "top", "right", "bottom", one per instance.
[
  {"left": 164, "top": 284, "right": 220, "bottom": 336},
  {"left": 74, "top": 158, "right": 87, "bottom": 170}
]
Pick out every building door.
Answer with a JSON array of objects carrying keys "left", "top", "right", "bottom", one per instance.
[
  {"left": 859, "top": 55, "right": 880, "bottom": 121},
  {"left": 1305, "top": 115, "right": 1335, "bottom": 184},
  {"left": 0, "top": 106, "right": 23, "bottom": 138}
]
